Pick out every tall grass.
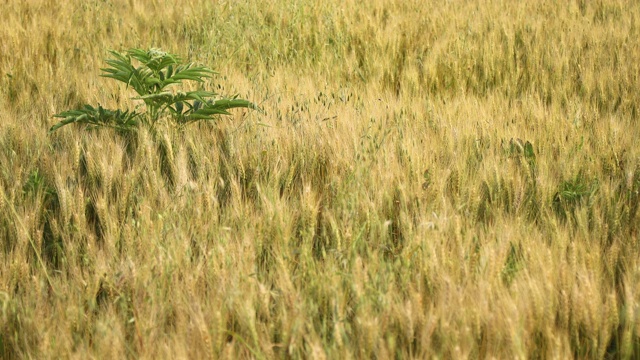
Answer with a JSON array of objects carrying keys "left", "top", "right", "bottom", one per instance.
[{"left": 1, "top": 0, "right": 640, "bottom": 358}]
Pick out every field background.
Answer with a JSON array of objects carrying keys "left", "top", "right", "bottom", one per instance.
[{"left": 1, "top": 0, "right": 640, "bottom": 358}]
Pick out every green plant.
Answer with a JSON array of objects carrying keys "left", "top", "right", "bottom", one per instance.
[
  {"left": 552, "top": 170, "right": 599, "bottom": 220},
  {"left": 49, "top": 48, "right": 258, "bottom": 133}
]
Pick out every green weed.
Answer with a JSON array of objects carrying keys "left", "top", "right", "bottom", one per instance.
[{"left": 50, "top": 48, "right": 258, "bottom": 133}]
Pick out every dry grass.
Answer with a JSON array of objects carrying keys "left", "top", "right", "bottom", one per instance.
[{"left": 1, "top": 0, "right": 640, "bottom": 358}]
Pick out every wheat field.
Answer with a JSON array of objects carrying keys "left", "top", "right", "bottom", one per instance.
[{"left": 1, "top": 0, "right": 640, "bottom": 358}]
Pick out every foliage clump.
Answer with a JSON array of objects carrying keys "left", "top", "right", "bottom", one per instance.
[{"left": 50, "top": 48, "right": 258, "bottom": 133}]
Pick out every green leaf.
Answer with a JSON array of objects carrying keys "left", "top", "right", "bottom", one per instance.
[
  {"left": 103, "top": 59, "right": 134, "bottom": 74},
  {"left": 170, "top": 65, "right": 214, "bottom": 82},
  {"left": 186, "top": 113, "right": 218, "bottom": 120},
  {"left": 128, "top": 48, "right": 181, "bottom": 72},
  {"left": 135, "top": 92, "right": 175, "bottom": 102},
  {"left": 135, "top": 90, "right": 215, "bottom": 104},
  {"left": 194, "top": 108, "right": 231, "bottom": 116},
  {"left": 524, "top": 141, "right": 535, "bottom": 162},
  {"left": 144, "top": 76, "right": 162, "bottom": 87},
  {"left": 49, "top": 105, "right": 139, "bottom": 133},
  {"left": 173, "top": 101, "right": 184, "bottom": 114},
  {"left": 209, "top": 98, "right": 261, "bottom": 112},
  {"left": 127, "top": 48, "right": 152, "bottom": 64}
]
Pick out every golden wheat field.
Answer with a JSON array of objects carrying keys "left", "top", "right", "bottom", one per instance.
[{"left": 1, "top": 0, "right": 640, "bottom": 358}]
